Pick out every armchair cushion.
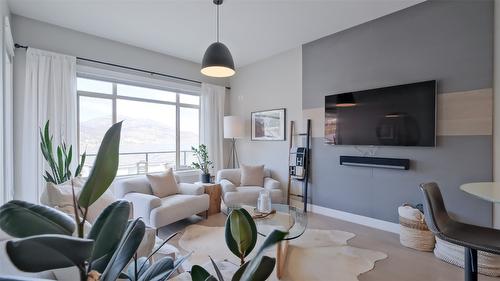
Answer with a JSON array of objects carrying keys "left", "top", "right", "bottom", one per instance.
[
  {"left": 263, "top": 177, "right": 281, "bottom": 190},
  {"left": 178, "top": 182, "right": 204, "bottom": 195},
  {"left": 124, "top": 192, "right": 162, "bottom": 223},
  {"left": 147, "top": 168, "right": 179, "bottom": 198},
  {"left": 240, "top": 164, "right": 264, "bottom": 186},
  {"left": 114, "top": 176, "right": 152, "bottom": 197},
  {"left": 219, "top": 179, "right": 237, "bottom": 193}
]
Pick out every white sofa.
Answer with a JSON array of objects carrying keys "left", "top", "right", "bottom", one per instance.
[
  {"left": 216, "top": 168, "right": 283, "bottom": 206},
  {"left": 113, "top": 175, "right": 210, "bottom": 229}
]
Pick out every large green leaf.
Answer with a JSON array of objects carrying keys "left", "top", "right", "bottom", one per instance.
[
  {"left": 6, "top": 234, "right": 93, "bottom": 272},
  {"left": 238, "top": 230, "right": 287, "bottom": 281},
  {"left": 127, "top": 257, "right": 150, "bottom": 281},
  {"left": 100, "top": 218, "right": 145, "bottom": 281},
  {"left": 156, "top": 253, "right": 192, "bottom": 281},
  {"left": 190, "top": 265, "right": 212, "bottom": 281},
  {"left": 88, "top": 200, "right": 130, "bottom": 271},
  {"left": 0, "top": 200, "right": 75, "bottom": 237},
  {"left": 138, "top": 256, "right": 173, "bottom": 281},
  {"left": 231, "top": 256, "right": 275, "bottom": 281},
  {"left": 78, "top": 121, "right": 122, "bottom": 208},
  {"left": 225, "top": 208, "right": 257, "bottom": 259}
]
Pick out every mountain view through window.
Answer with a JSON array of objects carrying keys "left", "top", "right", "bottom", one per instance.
[{"left": 77, "top": 77, "right": 199, "bottom": 177}]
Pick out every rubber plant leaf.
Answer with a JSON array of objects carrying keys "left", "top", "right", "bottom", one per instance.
[
  {"left": 78, "top": 121, "right": 122, "bottom": 208},
  {"left": 239, "top": 230, "right": 287, "bottom": 281},
  {"left": 127, "top": 256, "right": 150, "bottom": 281},
  {"left": 88, "top": 200, "right": 130, "bottom": 271},
  {"left": 190, "top": 265, "right": 212, "bottom": 281},
  {"left": 6, "top": 234, "right": 93, "bottom": 272},
  {"left": 138, "top": 256, "right": 174, "bottom": 281},
  {"left": 0, "top": 200, "right": 75, "bottom": 238},
  {"left": 225, "top": 208, "right": 257, "bottom": 258},
  {"left": 100, "top": 218, "right": 145, "bottom": 281},
  {"left": 231, "top": 256, "right": 276, "bottom": 281}
]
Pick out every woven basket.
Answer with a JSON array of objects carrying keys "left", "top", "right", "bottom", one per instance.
[
  {"left": 398, "top": 205, "right": 435, "bottom": 252},
  {"left": 434, "top": 237, "right": 500, "bottom": 276}
]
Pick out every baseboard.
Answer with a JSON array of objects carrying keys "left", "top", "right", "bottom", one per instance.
[{"left": 302, "top": 202, "right": 400, "bottom": 234}]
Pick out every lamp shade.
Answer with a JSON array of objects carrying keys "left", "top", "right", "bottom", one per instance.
[
  {"left": 224, "top": 116, "right": 244, "bottom": 139},
  {"left": 201, "top": 42, "right": 235, "bottom": 78}
]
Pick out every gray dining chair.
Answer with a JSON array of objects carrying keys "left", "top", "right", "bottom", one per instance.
[{"left": 419, "top": 182, "right": 500, "bottom": 281}]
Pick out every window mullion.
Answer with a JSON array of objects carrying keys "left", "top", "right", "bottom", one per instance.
[
  {"left": 175, "top": 93, "right": 180, "bottom": 170},
  {"left": 112, "top": 83, "right": 117, "bottom": 124}
]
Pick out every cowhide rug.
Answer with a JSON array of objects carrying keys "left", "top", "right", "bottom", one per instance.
[{"left": 174, "top": 225, "right": 387, "bottom": 281}]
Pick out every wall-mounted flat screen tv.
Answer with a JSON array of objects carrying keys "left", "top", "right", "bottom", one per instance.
[{"left": 325, "top": 80, "right": 436, "bottom": 146}]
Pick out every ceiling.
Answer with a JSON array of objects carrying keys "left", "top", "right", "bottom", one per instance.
[{"left": 8, "top": 0, "right": 425, "bottom": 67}]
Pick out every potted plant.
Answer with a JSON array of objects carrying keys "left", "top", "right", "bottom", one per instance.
[
  {"left": 0, "top": 122, "right": 190, "bottom": 281},
  {"left": 40, "top": 120, "right": 86, "bottom": 184},
  {"left": 191, "top": 144, "right": 213, "bottom": 183}
]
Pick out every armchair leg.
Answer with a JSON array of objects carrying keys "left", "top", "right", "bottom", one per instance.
[{"left": 465, "top": 247, "right": 478, "bottom": 281}]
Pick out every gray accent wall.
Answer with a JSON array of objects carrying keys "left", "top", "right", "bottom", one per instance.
[{"left": 302, "top": 0, "right": 494, "bottom": 226}]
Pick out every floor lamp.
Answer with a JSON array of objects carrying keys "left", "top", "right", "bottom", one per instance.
[{"left": 224, "top": 116, "right": 244, "bottom": 168}]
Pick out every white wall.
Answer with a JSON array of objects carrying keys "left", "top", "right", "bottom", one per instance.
[{"left": 229, "top": 47, "right": 302, "bottom": 197}]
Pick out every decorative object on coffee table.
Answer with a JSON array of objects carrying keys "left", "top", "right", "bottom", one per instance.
[
  {"left": 251, "top": 108, "right": 286, "bottom": 141},
  {"left": 196, "top": 182, "right": 222, "bottom": 215},
  {"left": 191, "top": 144, "right": 214, "bottom": 183}
]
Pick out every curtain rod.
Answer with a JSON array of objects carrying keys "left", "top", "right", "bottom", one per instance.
[{"left": 14, "top": 43, "right": 231, "bottom": 90}]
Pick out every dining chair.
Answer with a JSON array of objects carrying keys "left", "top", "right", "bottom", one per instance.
[{"left": 419, "top": 182, "right": 500, "bottom": 281}]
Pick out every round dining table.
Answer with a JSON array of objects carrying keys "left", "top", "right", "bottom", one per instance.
[{"left": 460, "top": 182, "right": 500, "bottom": 203}]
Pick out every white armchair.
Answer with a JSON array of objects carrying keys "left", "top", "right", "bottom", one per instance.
[
  {"left": 113, "top": 175, "right": 209, "bottom": 229},
  {"left": 216, "top": 168, "right": 283, "bottom": 206}
]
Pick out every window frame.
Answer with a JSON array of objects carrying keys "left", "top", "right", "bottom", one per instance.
[{"left": 77, "top": 74, "right": 201, "bottom": 175}]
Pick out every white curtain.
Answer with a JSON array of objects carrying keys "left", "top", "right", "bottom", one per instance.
[
  {"left": 200, "top": 83, "right": 225, "bottom": 173},
  {"left": 15, "top": 48, "right": 77, "bottom": 203}
]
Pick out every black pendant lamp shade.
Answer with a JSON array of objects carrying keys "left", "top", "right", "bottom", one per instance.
[
  {"left": 201, "top": 0, "right": 235, "bottom": 78},
  {"left": 201, "top": 42, "right": 235, "bottom": 77}
]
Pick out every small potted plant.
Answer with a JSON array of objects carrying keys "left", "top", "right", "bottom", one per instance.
[{"left": 191, "top": 144, "right": 214, "bottom": 183}]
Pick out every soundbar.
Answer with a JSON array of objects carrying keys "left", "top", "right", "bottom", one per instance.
[{"left": 339, "top": 156, "right": 410, "bottom": 170}]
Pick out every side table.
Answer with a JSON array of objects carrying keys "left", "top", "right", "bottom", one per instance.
[{"left": 196, "top": 182, "right": 222, "bottom": 215}]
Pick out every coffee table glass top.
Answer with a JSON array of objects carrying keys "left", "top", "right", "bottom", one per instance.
[{"left": 238, "top": 204, "right": 307, "bottom": 240}]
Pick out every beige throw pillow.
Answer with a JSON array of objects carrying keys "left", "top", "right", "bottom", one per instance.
[
  {"left": 240, "top": 164, "right": 265, "bottom": 186},
  {"left": 147, "top": 168, "right": 179, "bottom": 198},
  {"left": 44, "top": 177, "right": 117, "bottom": 224}
]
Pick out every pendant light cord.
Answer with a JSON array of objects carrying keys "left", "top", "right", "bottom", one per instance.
[{"left": 216, "top": 4, "right": 220, "bottom": 42}]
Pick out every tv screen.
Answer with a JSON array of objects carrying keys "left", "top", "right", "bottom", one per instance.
[{"left": 325, "top": 80, "right": 436, "bottom": 146}]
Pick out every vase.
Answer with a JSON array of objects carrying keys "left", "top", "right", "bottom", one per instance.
[{"left": 201, "top": 173, "right": 211, "bottom": 183}]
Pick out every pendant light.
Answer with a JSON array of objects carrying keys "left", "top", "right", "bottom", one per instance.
[{"left": 201, "top": 0, "right": 235, "bottom": 78}]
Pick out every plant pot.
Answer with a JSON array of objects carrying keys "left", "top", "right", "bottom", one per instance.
[{"left": 201, "top": 173, "right": 211, "bottom": 183}]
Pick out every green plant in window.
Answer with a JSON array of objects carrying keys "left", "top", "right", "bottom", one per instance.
[
  {"left": 191, "top": 144, "right": 213, "bottom": 174},
  {"left": 40, "top": 120, "right": 86, "bottom": 184}
]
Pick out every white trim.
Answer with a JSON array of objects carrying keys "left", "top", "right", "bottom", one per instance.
[
  {"left": 305, "top": 202, "right": 400, "bottom": 234},
  {"left": 76, "top": 64, "right": 201, "bottom": 95}
]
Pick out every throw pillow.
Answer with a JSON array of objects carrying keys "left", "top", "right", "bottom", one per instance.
[
  {"left": 147, "top": 168, "right": 179, "bottom": 198},
  {"left": 44, "top": 177, "right": 117, "bottom": 224},
  {"left": 240, "top": 164, "right": 265, "bottom": 186},
  {"left": 45, "top": 177, "right": 86, "bottom": 213}
]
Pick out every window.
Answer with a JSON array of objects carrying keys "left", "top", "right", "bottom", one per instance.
[{"left": 77, "top": 77, "right": 200, "bottom": 177}]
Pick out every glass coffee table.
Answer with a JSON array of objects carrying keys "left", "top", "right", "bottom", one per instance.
[{"left": 238, "top": 204, "right": 308, "bottom": 279}]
